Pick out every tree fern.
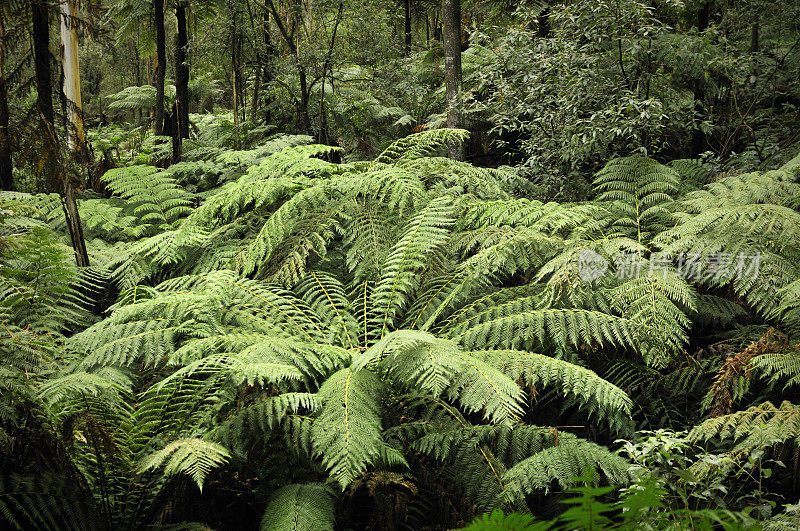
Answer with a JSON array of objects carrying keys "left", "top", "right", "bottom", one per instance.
[
  {"left": 373, "top": 129, "right": 470, "bottom": 165},
  {"left": 444, "top": 306, "right": 637, "bottom": 352},
  {"left": 609, "top": 268, "right": 696, "bottom": 367},
  {"left": 689, "top": 401, "right": 800, "bottom": 450}
]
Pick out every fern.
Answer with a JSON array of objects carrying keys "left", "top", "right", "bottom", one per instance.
[
  {"left": 689, "top": 401, "right": 800, "bottom": 450},
  {"left": 500, "top": 434, "right": 631, "bottom": 503},
  {"left": 444, "top": 306, "right": 637, "bottom": 352},
  {"left": 593, "top": 156, "right": 680, "bottom": 243},
  {"left": 609, "top": 268, "right": 696, "bottom": 367},
  {"left": 139, "top": 438, "right": 231, "bottom": 492},
  {"left": 372, "top": 196, "right": 455, "bottom": 335},
  {"left": 474, "top": 350, "right": 633, "bottom": 432},
  {"left": 311, "top": 368, "right": 387, "bottom": 488},
  {"left": 656, "top": 164, "right": 800, "bottom": 317},
  {"left": 0, "top": 474, "right": 102, "bottom": 531},
  {"left": 260, "top": 483, "right": 336, "bottom": 531},
  {"left": 101, "top": 165, "right": 194, "bottom": 232},
  {"left": 373, "top": 129, "right": 470, "bottom": 165}
]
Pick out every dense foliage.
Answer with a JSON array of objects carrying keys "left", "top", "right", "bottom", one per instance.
[{"left": 2, "top": 0, "right": 800, "bottom": 529}]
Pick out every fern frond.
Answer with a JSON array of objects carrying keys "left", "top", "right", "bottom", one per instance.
[
  {"left": 0, "top": 474, "right": 101, "bottom": 531},
  {"left": 101, "top": 165, "right": 193, "bottom": 232},
  {"left": 311, "top": 368, "right": 387, "bottom": 488},
  {"left": 751, "top": 349, "right": 800, "bottom": 389},
  {"left": 460, "top": 509, "right": 542, "bottom": 530},
  {"left": 446, "top": 355, "right": 525, "bottom": 425},
  {"left": 593, "top": 156, "right": 680, "bottom": 243},
  {"left": 445, "top": 306, "right": 637, "bottom": 352},
  {"left": 501, "top": 434, "right": 630, "bottom": 503},
  {"left": 474, "top": 350, "right": 633, "bottom": 432},
  {"left": 37, "top": 370, "right": 131, "bottom": 405},
  {"left": 260, "top": 483, "right": 336, "bottom": 531},
  {"left": 372, "top": 196, "right": 455, "bottom": 335},
  {"left": 212, "top": 393, "right": 320, "bottom": 450},
  {"left": 353, "top": 330, "right": 463, "bottom": 398},
  {"left": 139, "top": 438, "right": 231, "bottom": 492},
  {"left": 610, "top": 268, "right": 696, "bottom": 367},
  {"left": 689, "top": 401, "right": 800, "bottom": 450},
  {"left": 374, "top": 129, "right": 470, "bottom": 165}
]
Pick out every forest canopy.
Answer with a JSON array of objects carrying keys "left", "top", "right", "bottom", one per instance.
[{"left": 2, "top": 0, "right": 800, "bottom": 529}]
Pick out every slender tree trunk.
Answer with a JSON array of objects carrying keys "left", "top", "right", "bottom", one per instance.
[
  {"left": 750, "top": 21, "right": 759, "bottom": 53},
  {"left": 425, "top": 14, "right": 429, "bottom": 46},
  {"left": 61, "top": 172, "right": 90, "bottom": 267},
  {"left": 250, "top": 59, "right": 261, "bottom": 122},
  {"left": 298, "top": 69, "right": 310, "bottom": 132},
  {"left": 404, "top": 0, "right": 412, "bottom": 55},
  {"left": 698, "top": 1, "right": 710, "bottom": 34},
  {"left": 442, "top": 0, "right": 463, "bottom": 160},
  {"left": 0, "top": 14, "right": 12, "bottom": 190},
  {"left": 691, "top": 1, "right": 710, "bottom": 156},
  {"left": 318, "top": 2, "right": 343, "bottom": 145},
  {"left": 58, "top": 0, "right": 90, "bottom": 267},
  {"left": 171, "top": 101, "right": 182, "bottom": 163},
  {"left": 232, "top": 27, "right": 240, "bottom": 129},
  {"left": 153, "top": 0, "right": 166, "bottom": 135},
  {"left": 265, "top": 0, "right": 310, "bottom": 133},
  {"left": 263, "top": 10, "right": 273, "bottom": 124},
  {"left": 245, "top": 0, "right": 261, "bottom": 122},
  {"left": 175, "top": 1, "right": 190, "bottom": 140}
]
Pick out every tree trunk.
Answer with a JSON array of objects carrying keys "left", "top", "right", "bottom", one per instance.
[
  {"left": 298, "top": 68, "right": 310, "bottom": 132},
  {"left": 697, "top": 1, "right": 710, "bottom": 33},
  {"left": 250, "top": 58, "right": 261, "bottom": 122},
  {"left": 690, "top": 1, "right": 710, "bottom": 156},
  {"left": 32, "top": 0, "right": 54, "bottom": 125},
  {"left": 153, "top": 0, "right": 166, "bottom": 135},
  {"left": 58, "top": 0, "right": 90, "bottom": 268},
  {"left": 750, "top": 21, "right": 759, "bottom": 53},
  {"left": 171, "top": 102, "right": 182, "bottom": 163},
  {"left": 265, "top": 0, "right": 310, "bottom": 133},
  {"left": 263, "top": 10, "right": 273, "bottom": 124},
  {"left": 232, "top": 26, "right": 240, "bottom": 130},
  {"left": 61, "top": 172, "right": 90, "bottom": 268},
  {"left": 60, "top": 0, "right": 87, "bottom": 158},
  {"left": 404, "top": 0, "right": 412, "bottom": 55},
  {"left": 175, "top": 1, "right": 190, "bottom": 140},
  {"left": 318, "top": 2, "right": 343, "bottom": 145},
  {"left": 442, "top": 0, "right": 463, "bottom": 160},
  {"left": 0, "top": 14, "right": 12, "bottom": 191},
  {"left": 173, "top": 0, "right": 188, "bottom": 163},
  {"left": 32, "top": 0, "right": 59, "bottom": 193}
]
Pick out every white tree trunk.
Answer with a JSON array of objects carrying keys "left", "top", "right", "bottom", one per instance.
[{"left": 59, "top": 0, "right": 86, "bottom": 154}]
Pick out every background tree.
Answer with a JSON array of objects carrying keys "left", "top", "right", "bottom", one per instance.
[
  {"left": 442, "top": 0, "right": 462, "bottom": 159},
  {"left": 153, "top": 0, "right": 166, "bottom": 135},
  {"left": 0, "top": 7, "right": 12, "bottom": 190}
]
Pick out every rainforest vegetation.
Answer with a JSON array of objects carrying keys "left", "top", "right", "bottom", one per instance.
[{"left": 2, "top": 0, "right": 800, "bottom": 529}]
